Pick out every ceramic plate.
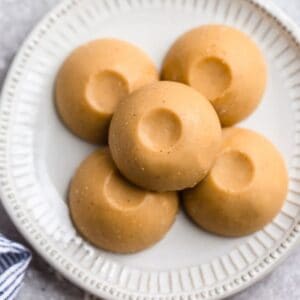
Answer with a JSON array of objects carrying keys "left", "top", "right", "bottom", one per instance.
[{"left": 1, "top": 0, "right": 300, "bottom": 299}]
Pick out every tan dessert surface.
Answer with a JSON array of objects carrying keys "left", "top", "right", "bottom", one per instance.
[
  {"left": 183, "top": 127, "right": 288, "bottom": 237},
  {"left": 162, "top": 25, "right": 267, "bottom": 126},
  {"left": 56, "top": 38, "right": 158, "bottom": 144},
  {"left": 109, "top": 81, "right": 222, "bottom": 192},
  {"left": 69, "top": 149, "right": 178, "bottom": 253}
]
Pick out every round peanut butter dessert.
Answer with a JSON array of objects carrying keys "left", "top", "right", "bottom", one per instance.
[
  {"left": 162, "top": 25, "right": 267, "bottom": 126},
  {"left": 56, "top": 39, "right": 158, "bottom": 144},
  {"left": 109, "top": 81, "right": 222, "bottom": 192},
  {"left": 69, "top": 149, "right": 178, "bottom": 253},
  {"left": 183, "top": 128, "right": 288, "bottom": 237}
]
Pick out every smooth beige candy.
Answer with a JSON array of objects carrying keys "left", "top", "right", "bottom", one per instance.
[
  {"left": 162, "top": 25, "right": 267, "bottom": 126},
  {"left": 183, "top": 127, "right": 288, "bottom": 237},
  {"left": 109, "top": 81, "right": 222, "bottom": 192},
  {"left": 56, "top": 39, "right": 158, "bottom": 144},
  {"left": 69, "top": 149, "right": 178, "bottom": 253}
]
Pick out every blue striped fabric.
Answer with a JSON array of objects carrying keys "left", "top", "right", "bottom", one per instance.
[{"left": 0, "top": 235, "right": 31, "bottom": 300}]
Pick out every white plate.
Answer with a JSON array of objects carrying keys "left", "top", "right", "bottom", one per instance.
[{"left": 1, "top": 0, "right": 300, "bottom": 299}]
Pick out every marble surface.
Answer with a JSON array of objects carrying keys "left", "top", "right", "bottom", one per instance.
[{"left": 0, "top": 0, "right": 300, "bottom": 299}]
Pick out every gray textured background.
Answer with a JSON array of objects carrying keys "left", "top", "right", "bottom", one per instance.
[{"left": 0, "top": 0, "right": 300, "bottom": 299}]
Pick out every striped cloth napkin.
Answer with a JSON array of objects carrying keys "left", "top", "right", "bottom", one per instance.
[{"left": 0, "top": 235, "right": 31, "bottom": 300}]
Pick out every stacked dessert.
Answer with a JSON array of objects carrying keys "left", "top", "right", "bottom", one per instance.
[{"left": 55, "top": 25, "right": 288, "bottom": 253}]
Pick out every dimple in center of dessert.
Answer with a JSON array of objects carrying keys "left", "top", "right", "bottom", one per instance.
[
  {"left": 188, "top": 57, "right": 232, "bottom": 101},
  {"left": 138, "top": 108, "right": 182, "bottom": 152},
  {"left": 104, "top": 171, "right": 145, "bottom": 209},
  {"left": 211, "top": 150, "right": 254, "bottom": 192},
  {"left": 86, "top": 70, "right": 129, "bottom": 113}
]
